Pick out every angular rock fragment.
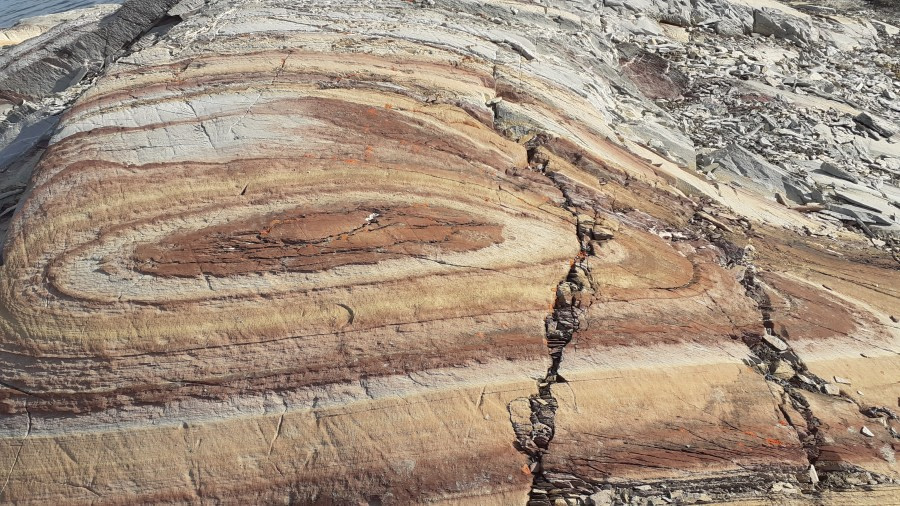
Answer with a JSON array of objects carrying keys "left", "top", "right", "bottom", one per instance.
[
  {"left": 854, "top": 112, "right": 900, "bottom": 139},
  {"left": 704, "top": 143, "right": 815, "bottom": 204},
  {"left": 753, "top": 8, "right": 818, "bottom": 45},
  {"left": 823, "top": 383, "right": 842, "bottom": 395},
  {"left": 763, "top": 333, "right": 789, "bottom": 352},
  {"left": 818, "top": 162, "right": 858, "bottom": 184}
]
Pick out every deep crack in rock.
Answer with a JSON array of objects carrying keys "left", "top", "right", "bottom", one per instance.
[
  {"left": 737, "top": 256, "right": 897, "bottom": 492},
  {"left": 514, "top": 143, "right": 596, "bottom": 506}
]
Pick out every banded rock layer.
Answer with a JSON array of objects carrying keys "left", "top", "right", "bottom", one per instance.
[
  {"left": 0, "top": 0, "right": 898, "bottom": 505},
  {"left": 0, "top": 34, "right": 578, "bottom": 504}
]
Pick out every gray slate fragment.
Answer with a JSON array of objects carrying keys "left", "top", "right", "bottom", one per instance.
[
  {"left": 752, "top": 9, "right": 817, "bottom": 45},
  {"left": 715, "top": 19, "right": 744, "bottom": 37},
  {"left": 0, "top": 107, "right": 59, "bottom": 171},
  {"left": 706, "top": 143, "right": 809, "bottom": 204},
  {"left": 589, "top": 489, "right": 615, "bottom": 506},
  {"left": 854, "top": 112, "right": 899, "bottom": 139},
  {"left": 827, "top": 204, "right": 894, "bottom": 226},
  {"left": 817, "top": 162, "right": 858, "bottom": 183},
  {"left": 832, "top": 188, "right": 896, "bottom": 217},
  {"left": 763, "top": 334, "right": 788, "bottom": 352},
  {"left": 823, "top": 383, "right": 841, "bottom": 395}
]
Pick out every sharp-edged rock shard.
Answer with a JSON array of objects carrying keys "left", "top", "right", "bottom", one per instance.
[{"left": 0, "top": 0, "right": 898, "bottom": 504}]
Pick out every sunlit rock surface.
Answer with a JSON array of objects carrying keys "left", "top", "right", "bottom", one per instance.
[{"left": 0, "top": 0, "right": 897, "bottom": 504}]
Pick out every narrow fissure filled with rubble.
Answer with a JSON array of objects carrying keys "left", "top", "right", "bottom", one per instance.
[
  {"left": 737, "top": 258, "right": 898, "bottom": 492},
  {"left": 506, "top": 142, "right": 597, "bottom": 506}
]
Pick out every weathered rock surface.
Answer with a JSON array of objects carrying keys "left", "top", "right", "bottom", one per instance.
[
  {"left": 0, "top": 0, "right": 178, "bottom": 100},
  {"left": 0, "top": 4, "right": 120, "bottom": 47},
  {"left": 0, "top": 0, "right": 898, "bottom": 504}
]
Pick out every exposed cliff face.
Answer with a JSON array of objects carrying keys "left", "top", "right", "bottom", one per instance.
[{"left": 0, "top": 0, "right": 897, "bottom": 504}]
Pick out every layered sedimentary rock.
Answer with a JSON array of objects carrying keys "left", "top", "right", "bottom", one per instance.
[
  {"left": 0, "top": 27, "right": 579, "bottom": 504},
  {"left": 0, "top": 0, "right": 898, "bottom": 504}
]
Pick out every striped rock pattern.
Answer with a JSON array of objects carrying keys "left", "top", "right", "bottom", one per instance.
[{"left": 0, "top": 0, "right": 898, "bottom": 504}]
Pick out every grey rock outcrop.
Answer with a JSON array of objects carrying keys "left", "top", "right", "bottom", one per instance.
[
  {"left": 753, "top": 8, "right": 818, "bottom": 45},
  {"left": 704, "top": 143, "right": 818, "bottom": 204},
  {"left": 0, "top": 0, "right": 181, "bottom": 100},
  {"left": 855, "top": 111, "right": 900, "bottom": 139}
]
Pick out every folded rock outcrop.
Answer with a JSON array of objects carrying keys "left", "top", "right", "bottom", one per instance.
[{"left": 0, "top": 0, "right": 897, "bottom": 504}]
